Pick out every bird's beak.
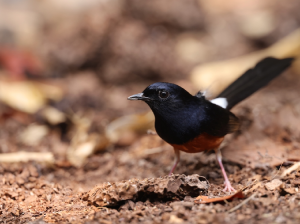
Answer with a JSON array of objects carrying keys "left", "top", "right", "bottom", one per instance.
[{"left": 127, "top": 93, "right": 150, "bottom": 101}]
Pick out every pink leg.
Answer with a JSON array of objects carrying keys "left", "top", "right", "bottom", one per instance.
[
  {"left": 169, "top": 148, "right": 180, "bottom": 175},
  {"left": 215, "top": 148, "right": 236, "bottom": 192}
]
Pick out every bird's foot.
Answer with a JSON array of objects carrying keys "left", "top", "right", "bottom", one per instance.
[{"left": 223, "top": 180, "right": 236, "bottom": 193}]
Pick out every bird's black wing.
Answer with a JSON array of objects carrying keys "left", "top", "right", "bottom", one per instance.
[{"left": 202, "top": 100, "right": 240, "bottom": 137}]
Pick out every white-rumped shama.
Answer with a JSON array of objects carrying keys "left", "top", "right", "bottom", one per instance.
[{"left": 128, "top": 57, "right": 294, "bottom": 192}]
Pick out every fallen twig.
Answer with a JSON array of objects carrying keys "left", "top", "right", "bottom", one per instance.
[
  {"left": 0, "top": 151, "right": 55, "bottom": 164},
  {"left": 227, "top": 192, "right": 257, "bottom": 213},
  {"left": 281, "top": 162, "right": 300, "bottom": 178}
]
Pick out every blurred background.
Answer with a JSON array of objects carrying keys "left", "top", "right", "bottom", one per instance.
[
  {"left": 1, "top": 0, "right": 300, "bottom": 222},
  {"left": 0, "top": 0, "right": 300, "bottom": 189}
]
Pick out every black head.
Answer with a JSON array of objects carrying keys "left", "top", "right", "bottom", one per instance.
[
  {"left": 128, "top": 82, "right": 194, "bottom": 111},
  {"left": 128, "top": 82, "right": 206, "bottom": 144}
]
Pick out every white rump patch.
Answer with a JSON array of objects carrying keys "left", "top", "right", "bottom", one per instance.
[{"left": 210, "top": 98, "right": 228, "bottom": 109}]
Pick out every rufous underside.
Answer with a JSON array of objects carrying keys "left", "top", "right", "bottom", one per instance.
[{"left": 170, "top": 133, "right": 224, "bottom": 153}]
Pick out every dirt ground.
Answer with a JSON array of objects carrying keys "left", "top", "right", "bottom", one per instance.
[{"left": 1, "top": 0, "right": 300, "bottom": 223}]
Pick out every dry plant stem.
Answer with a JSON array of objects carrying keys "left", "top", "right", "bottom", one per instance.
[
  {"left": 227, "top": 192, "right": 257, "bottom": 213},
  {"left": 281, "top": 162, "right": 300, "bottom": 177}
]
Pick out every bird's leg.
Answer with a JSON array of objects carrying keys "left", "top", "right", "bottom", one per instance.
[
  {"left": 169, "top": 148, "right": 180, "bottom": 175},
  {"left": 214, "top": 147, "right": 236, "bottom": 192}
]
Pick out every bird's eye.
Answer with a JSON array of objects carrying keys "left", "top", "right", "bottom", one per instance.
[{"left": 158, "top": 90, "right": 169, "bottom": 99}]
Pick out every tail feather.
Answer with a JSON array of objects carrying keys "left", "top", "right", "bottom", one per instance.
[{"left": 217, "top": 57, "right": 294, "bottom": 110}]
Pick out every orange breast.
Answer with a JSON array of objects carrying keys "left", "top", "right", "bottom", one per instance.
[{"left": 170, "top": 133, "right": 224, "bottom": 153}]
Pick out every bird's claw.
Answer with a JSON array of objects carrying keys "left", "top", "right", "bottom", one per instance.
[{"left": 222, "top": 180, "right": 236, "bottom": 193}]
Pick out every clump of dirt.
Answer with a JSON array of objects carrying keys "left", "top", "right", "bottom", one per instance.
[{"left": 84, "top": 174, "right": 208, "bottom": 207}]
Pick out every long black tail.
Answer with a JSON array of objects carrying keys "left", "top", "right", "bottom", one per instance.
[{"left": 217, "top": 57, "right": 294, "bottom": 110}]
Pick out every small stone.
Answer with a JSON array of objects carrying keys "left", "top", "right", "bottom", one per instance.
[
  {"left": 169, "top": 214, "right": 184, "bottom": 223},
  {"left": 128, "top": 200, "right": 135, "bottom": 210},
  {"left": 16, "top": 176, "right": 25, "bottom": 185},
  {"left": 170, "top": 201, "right": 193, "bottom": 210},
  {"left": 265, "top": 179, "right": 282, "bottom": 191},
  {"left": 47, "top": 194, "right": 52, "bottom": 201}
]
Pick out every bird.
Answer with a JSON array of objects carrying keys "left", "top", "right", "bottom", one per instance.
[{"left": 128, "top": 57, "right": 294, "bottom": 192}]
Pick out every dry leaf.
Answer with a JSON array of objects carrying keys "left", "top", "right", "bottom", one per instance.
[
  {"left": 194, "top": 191, "right": 244, "bottom": 204},
  {"left": 67, "top": 133, "right": 109, "bottom": 167},
  {"left": 33, "top": 82, "right": 64, "bottom": 102},
  {"left": 105, "top": 112, "right": 154, "bottom": 144},
  {"left": 67, "top": 114, "right": 109, "bottom": 167},
  {"left": 0, "top": 79, "right": 47, "bottom": 113},
  {"left": 0, "top": 79, "right": 63, "bottom": 114}
]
